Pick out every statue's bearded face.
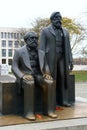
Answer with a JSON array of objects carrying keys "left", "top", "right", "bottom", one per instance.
[
  {"left": 27, "top": 34, "right": 38, "bottom": 48},
  {"left": 52, "top": 13, "right": 62, "bottom": 29}
]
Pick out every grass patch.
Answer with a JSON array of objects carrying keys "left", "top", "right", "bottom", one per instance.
[{"left": 71, "top": 71, "right": 87, "bottom": 82}]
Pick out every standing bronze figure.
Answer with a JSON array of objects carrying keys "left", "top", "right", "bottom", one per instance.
[
  {"left": 39, "top": 12, "right": 73, "bottom": 107},
  {"left": 12, "top": 31, "right": 57, "bottom": 121}
]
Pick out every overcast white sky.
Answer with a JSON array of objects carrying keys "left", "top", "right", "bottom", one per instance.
[{"left": 0, "top": 0, "right": 87, "bottom": 28}]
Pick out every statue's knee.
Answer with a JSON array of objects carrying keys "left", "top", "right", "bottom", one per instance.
[
  {"left": 23, "top": 80, "right": 34, "bottom": 88},
  {"left": 44, "top": 79, "right": 54, "bottom": 85}
]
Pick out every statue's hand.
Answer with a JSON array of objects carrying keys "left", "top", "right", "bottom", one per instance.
[
  {"left": 43, "top": 74, "right": 53, "bottom": 80},
  {"left": 23, "top": 75, "right": 34, "bottom": 81},
  {"left": 69, "top": 63, "right": 73, "bottom": 71},
  {"left": 35, "top": 74, "right": 43, "bottom": 83}
]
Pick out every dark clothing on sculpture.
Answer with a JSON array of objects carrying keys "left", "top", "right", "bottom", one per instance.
[
  {"left": 39, "top": 24, "right": 73, "bottom": 79},
  {"left": 27, "top": 46, "right": 42, "bottom": 76},
  {"left": 39, "top": 24, "right": 73, "bottom": 105},
  {"left": 12, "top": 45, "right": 56, "bottom": 116}
]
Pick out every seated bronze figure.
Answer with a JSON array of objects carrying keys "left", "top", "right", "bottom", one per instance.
[{"left": 12, "top": 31, "right": 57, "bottom": 121}]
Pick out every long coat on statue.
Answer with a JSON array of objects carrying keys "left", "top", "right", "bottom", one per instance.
[{"left": 39, "top": 24, "right": 73, "bottom": 105}]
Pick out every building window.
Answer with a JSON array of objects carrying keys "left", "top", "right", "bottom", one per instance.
[
  {"left": 2, "top": 40, "right": 6, "bottom": 47},
  {"left": 8, "top": 41, "right": 13, "bottom": 47},
  {"left": 2, "top": 59, "right": 6, "bottom": 64},
  {"left": 17, "top": 33, "right": 19, "bottom": 38},
  {"left": 2, "top": 49, "right": 6, "bottom": 57},
  {"left": 14, "top": 41, "right": 19, "bottom": 48},
  {"left": 4, "top": 32, "right": 7, "bottom": 38},
  {"left": 14, "top": 33, "right": 17, "bottom": 39},
  {"left": 8, "top": 33, "right": 10, "bottom": 39},
  {"left": 1, "top": 32, "right": 3, "bottom": 38},
  {"left": 11, "top": 33, "right": 13, "bottom": 39},
  {"left": 8, "top": 59, "right": 12, "bottom": 65},
  {"left": 20, "top": 33, "right": 24, "bottom": 39},
  {"left": 8, "top": 49, "right": 12, "bottom": 57},
  {"left": 1, "top": 32, "right": 7, "bottom": 38}
]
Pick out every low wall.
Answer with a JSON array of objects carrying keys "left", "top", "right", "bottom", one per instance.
[{"left": 73, "top": 65, "right": 87, "bottom": 71}]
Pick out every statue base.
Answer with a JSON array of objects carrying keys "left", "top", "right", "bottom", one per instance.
[
  {"left": 0, "top": 101, "right": 87, "bottom": 127},
  {"left": 0, "top": 75, "right": 87, "bottom": 130}
]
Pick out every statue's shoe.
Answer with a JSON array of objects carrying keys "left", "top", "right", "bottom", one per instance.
[
  {"left": 48, "top": 112, "right": 57, "bottom": 118},
  {"left": 63, "top": 102, "right": 71, "bottom": 107},
  {"left": 25, "top": 114, "right": 36, "bottom": 121}
]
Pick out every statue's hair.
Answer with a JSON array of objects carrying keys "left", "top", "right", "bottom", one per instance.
[
  {"left": 50, "top": 12, "right": 62, "bottom": 21},
  {"left": 24, "top": 31, "right": 38, "bottom": 42}
]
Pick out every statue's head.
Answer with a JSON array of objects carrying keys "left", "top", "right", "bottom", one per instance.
[
  {"left": 50, "top": 12, "right": 62, "bottom": 29},
  {"left": 24, "top": 31, "right": 38, "bottom": 48}
]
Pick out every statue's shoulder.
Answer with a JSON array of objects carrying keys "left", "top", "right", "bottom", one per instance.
[
  {"left": 20, "top": 45, "right": 26, "bottom": 50},
  {"left": 62, "top": 27, "right": 69, "bottom": 33},
  {"left": 15, "top": 45, "right": 26, "bottom": 53},
  {"left": 41, "top": 24, "right": 51, "bottom": 33}
]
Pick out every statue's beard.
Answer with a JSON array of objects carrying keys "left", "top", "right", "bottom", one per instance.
[
  {"left": 27, "top": 41, "right": 37, "bottom": 49},
  {"left": 53, "top": 21, "right": 62, "bottom": 29}
]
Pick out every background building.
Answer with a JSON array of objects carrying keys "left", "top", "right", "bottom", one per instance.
[
  {"left": 0, "top": 27, "right": 87, "bottom": 73},
  {"left": 0, "top": 27, "right": 19, "bottom": 65},
  {"left": 0, "top": 27, "right": 24, "bottom": 71}
]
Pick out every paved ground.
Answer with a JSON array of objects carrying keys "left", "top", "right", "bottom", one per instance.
[{"left": 75, "top": 82, "right": 87, "bottom": 99}]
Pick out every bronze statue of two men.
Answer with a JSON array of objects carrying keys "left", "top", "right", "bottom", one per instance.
[{"left": 12, "top": 12, "right": 74, "bottom": 121}]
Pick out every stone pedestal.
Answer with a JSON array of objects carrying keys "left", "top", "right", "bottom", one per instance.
[
  {"left": 56, "top": 74, "right": 75, "bottom": 105},
  {"left": 0, "top": 81, "right": 21, "bottom": 114},
  {"left": 0, "top": 75, "right": 42, "bottom": 115},
  {"left": 68, "top": 74, "right": 75, "bottom": 103},
  {"left": 0, "top": 75, "right": 24, "bottom": 115}
]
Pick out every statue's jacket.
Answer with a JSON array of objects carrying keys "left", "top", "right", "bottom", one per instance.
[
  {"left": 12, "top": 45, "right": 41, "bottom": 93},
  {"left": 39, "top": 24, "right": 73, "bottom": 79}
]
